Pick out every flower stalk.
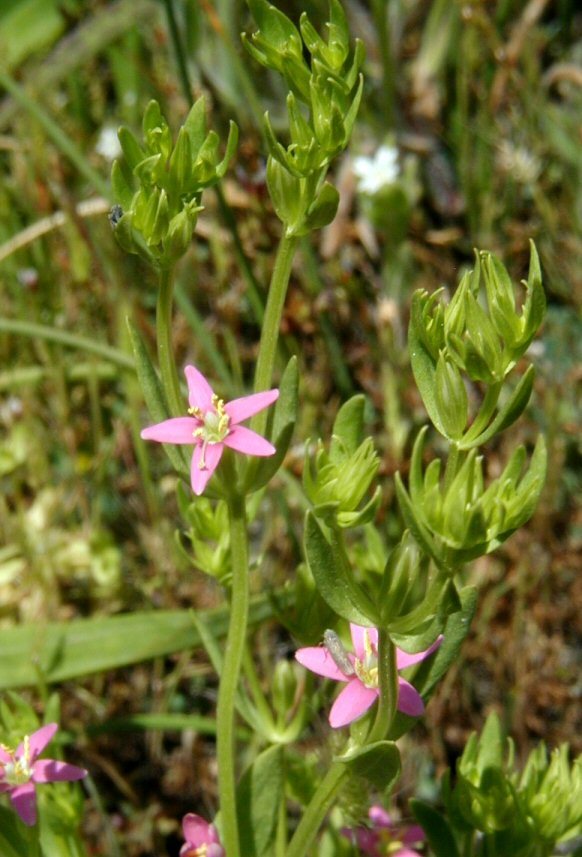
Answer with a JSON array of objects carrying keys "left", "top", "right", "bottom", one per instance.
[
  {"left": 252, "top": 233, "right": 299, "bottom": 426},
  {"left": 156, "top": 266, "right": 183, "bottom": 417},
  {"left": 216, "top": 492, "right": 250, "bottom": 857}
]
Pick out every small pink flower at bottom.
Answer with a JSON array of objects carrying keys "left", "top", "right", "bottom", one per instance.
[
  {"left": 141, "top": 365, "right": 279, "bottom": 495},
  {"left": 0, "top": 723, "right": 87, "bottom": 826},
  {"left": 343, "top": 805, "right": 425, "bottom": 856},
  {"left": 180, "top": 813, "right": 224, "bottom": 857},
  {"left": 295, "top": 624, "right": 442, "bottom": 728}
]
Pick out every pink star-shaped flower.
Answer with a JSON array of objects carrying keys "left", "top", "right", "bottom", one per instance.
[
  {"left": 295, "top": 624, "right": 442, "bottom": 728},
  {"left": 343, "top": 805, "right": 425, "bottom": 857},
  {"left": 141, "top": 365, "right": 279, "bottom": 495},
  {"left": 180, "top": 813, "right": 224, "bottom": 857},
  {"left": 0, "top": 723, "right": 87, "bottom": 826}
]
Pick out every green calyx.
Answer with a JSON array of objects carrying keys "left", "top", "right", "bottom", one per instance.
[{"left": 111, "top": 97, "right": 238, "bottom": 267}]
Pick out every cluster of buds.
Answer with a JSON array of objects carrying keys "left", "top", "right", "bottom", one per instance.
[
  {"left": 409, "top": 243, "right": 545, "bottom": 444},
  {"left": 440, "top": 713, "right": 582, "bottom": 852},
  {"left": 176, "top": 488, "right": 231, "bottom": 583},
  {"left": 110, "top": 98, "right": 237, "bottom": 267},
  {"left": 397, "top": 427, "right": 546, "bottom": 569},
  {"left": 303, "top": 395, "right": 381, "bottom": 529},
  {"left": 244, "top": 0, "right": 364, "bottom": 234}
]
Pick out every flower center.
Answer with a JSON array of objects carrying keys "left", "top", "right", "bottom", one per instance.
[
  {"left": 353, "top": 630, "right": 379, "bottom": 689},
  {"left": 183, "top": 847, "right": 209, "bottom": 857},
  {"left": 0, "top": 736, "right": 32, "bottom": 786},
  {"left": 189, "top": 395, "right": 231, "bottom": 469}
]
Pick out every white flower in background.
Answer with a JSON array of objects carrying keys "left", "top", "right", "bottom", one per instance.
[
  {"left": 95, "top": 125, "right": 122, "bottom": 161},
  {"left": 496, "top": 140, "right": 541, "bottom": 185},
  {"left": 353, "top": 144, "right": 400, "bottom": 194}
]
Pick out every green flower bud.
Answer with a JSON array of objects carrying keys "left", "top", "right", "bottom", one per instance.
[
  {"left": 435, "top": 350, "right": 468, "bottom": 440},
  {"left": 112, "top": 98, "right": 237, "bottom": 268}
]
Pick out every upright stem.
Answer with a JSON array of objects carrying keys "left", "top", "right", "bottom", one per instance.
[
  {"left": 286, "top": 761, "right": 348, "bottom": 857},
  {"left": 368, "top": 631, "right": 398, "bottom": 743},
  {"left": 161, "top": 0, "right": 192, "bottom": 102},
  {"left": 216, "top": 493, "right": 250, "bottom": 857},
  {"left": 252, "top": 233, "right": 299, "bottom": 427},
  {"left": 156, "top": 266, "right": 183, "bottom": 416}
]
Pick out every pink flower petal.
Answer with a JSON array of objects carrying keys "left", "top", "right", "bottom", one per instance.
[
  {"left": 20, "top": 723, "right": 58, "bottom": 761},
  {"left": 0, "top": 747, "right": 12, "bottom": 765},
  {"left": 181, "top": 813, "right": 215, "bottom": 847},
  {"left": 349, "top": 624, "right": 378, "bottom": 660},
  {"left": 401, "top": 825, "right": 425, "bottom": 844},
  {"left": 141, "top": 417, "right": 198, "bottom": 444},
  {"left": 185, "top": 365, "right": 214, "bottom": 412},
  {"left": 32, "top": 760, "right": 87, "bottom": 783},
  {"left": 10, "top": 783, "right": 37, "bottom": 826},
  {"left": 223, "top": 425, "right": 275, "bottom": 456},
  {"left": 295, "top": 647, "right": 349, "bottom": 682},
  {"left": 329, "top": 679, "right": 378, "bottom": 728},
  {"left": 397, "top": 678, "right": 425, "bottom": 717},
  {"left": 225, "top": 389, "right": 279, "bottom": 424},
  {"left": 190, "top": 442, "right": 223, "bottom": 495},
  {"left": 368, "top": 805, "right": 393, "bottom": 828},
  {"left": 396, "top": 635, "right": 443, "bottom": 670},
  {"left": 396, "top": 848, "right": 423, "bottom": 857}
]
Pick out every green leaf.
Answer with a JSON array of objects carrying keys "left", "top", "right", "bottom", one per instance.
[
  {"left": 117, "top": 125, "right": 145, "bottom": 171},
  {"left": 394, "top": 473, "right": 440, "bottom": 568},
  {"left": 237, "top": 746, "right": 284, "bottom": 857},
  {"left": 409, "top": 310, "right": 446, "bottom": 435},
  {"left": 329, "top": 394, "right": 365, "bottom": 461},
  {"left": 459, "top": 365, "right": 535, "bottom": 450},
  {"left": 111, "top": 159, "right": 134, "bottom": 210},
  {"left": 183, "top": 96, "right": 207, "bottom": 158},
  {"left": 389, "top": 586, "right": 478, "bottom": 739},
  {"left": 304, "top": 512, "right": 379, "bottom": 625},
  {"left": 299, "top": 182, "right": 340, "bottom": 234},
  {"left": 266, "top": 155, "right": 304, "bottom": 226},
  {"left": 248, "top": 0, "right": 302, "bottom": 54},
  {"left": 0, "top": 593, "right": 292, "bottom": 689},
  {"left": 409, "top": 800, "right": 460, "bottom": 857},
  {"left": 126, "top": 317, "right": 188, "bottom": 476},
  {"left": 435, "top": 351, "right": 468, "bottom": 440},
  {"left": 340, "top": 740, "right": 401, "bottom": 791}
]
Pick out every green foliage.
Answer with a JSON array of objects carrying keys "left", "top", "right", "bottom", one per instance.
[
  {"left": 339, "top": 740, "right": 401, "bottom": 792},
  {"left": 410, "top": 243, "right": 546, "bottom": 445},
  {"left": 112, "top": 97, "right": 238, "bottom": 266},
  {"left": 439, "top": 713, "right": 582, "bottom": 856},
  {"left": 245, "top": 0, "right": 363, "bottom": 235},
  {"left": 397, "top": 429, "right": 547, "bottom": 569},
  {"left": 237, "top": 745, "right": 284, "bottom": 856},
  {"left": 304, "top": 395, "right": 381, "bottom": 529}
]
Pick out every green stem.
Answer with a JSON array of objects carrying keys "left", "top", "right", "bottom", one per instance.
[
  {"left": 156, "top": 266, "right": 183, "bottom": 415},
  {"left": 161, "top": 0, "right": 192, "bottom": 101},
  {"left": 252, "top": 234, "right": 299, "bottom": 426},
  {"left": 286, "top": 762, "right": 348, "bottom": 857},
  {"left": 368, "top": 630, "right": 398, "bottom": 743},
  {"left": 26, "top": 825, "right": 41, "bottom": 857},
  {"left": 216, "top": 493, "right": 250, "bottom": 857}
]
